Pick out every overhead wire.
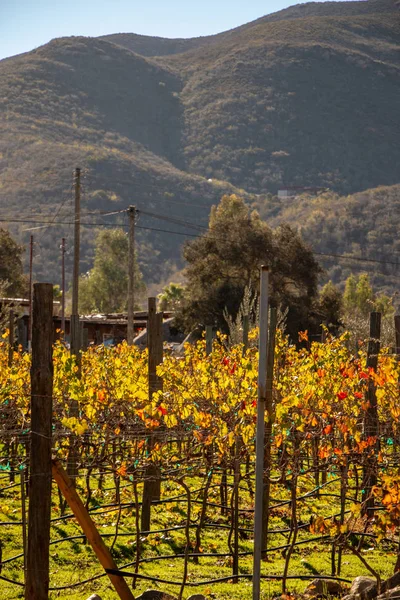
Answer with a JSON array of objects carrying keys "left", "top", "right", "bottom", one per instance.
[{"left": 0, "top": 212, "right": 399, "bottom": 275}]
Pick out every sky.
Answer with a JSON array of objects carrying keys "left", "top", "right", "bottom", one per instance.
[{"left": 0, "top": 0, "right": 349, "bottom": 61}]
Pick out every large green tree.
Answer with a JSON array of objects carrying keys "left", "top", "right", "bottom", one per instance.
[
  {"left": 179, "top": 195, "right": 321, "bottom": 336},
  {"left": 0, "top": 228, "right": 27, "bottom": 297},
  {"left": 78, "top": 229, "right": 145, "bottom": 314}
]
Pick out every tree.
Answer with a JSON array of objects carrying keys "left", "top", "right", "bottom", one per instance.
[
  {"left": 0, "top": 228, "right": 27, "bottom": 297},
  {"left": 343, "top": 274, "right": 357, "bottom": 313},
  {"left": 157, "top": 282, "right": 185, "bottom": 312},
  {"left": 53, "top": 285, "right": 62, "bottom": 300},
  {"left": 78, "top": 229, "right": 145, "bottom": 314},
  {"left": 343, "top": 273, "right": 393, "bottom": 317},
  {"left": 317, "top": 281, "right": 343, "bottom": 332},
  {"left": 179, "top": 195, "right": 321, "bottom": 336},
  {"left": 355, "top": 273, "right": 374, "bottom": 315},
  {"left": 342, "top": 273, "right": 395, "bottom": 348}
]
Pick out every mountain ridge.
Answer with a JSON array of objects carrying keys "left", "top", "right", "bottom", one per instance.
[
  {"left": 0, "top": 0, "right": 399, "bottom": 292},
  {"left": 99, "top": 0, "right": 398, "bottom": 57}
]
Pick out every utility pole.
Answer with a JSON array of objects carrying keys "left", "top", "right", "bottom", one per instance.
[
  {"left": 70, "top": 167, "right": 81, "bottom": 355},
  {"left": 127, "top": 206, "right": 136, "bottom": 345},
  {"left": 67, "top": 169, "right": 81, "bottom": 484},
  {"left": 27, "top": 235, "right": 34, "bottom": 352},
  {"left": 61, "top": 238, "right": 66, "bottom": 338}
]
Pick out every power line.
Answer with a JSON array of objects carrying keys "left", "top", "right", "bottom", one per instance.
[{"left": 1, "top": 215, "right": 399, "bottom": 271}]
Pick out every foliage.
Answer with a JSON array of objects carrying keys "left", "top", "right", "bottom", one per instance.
[
  {"left": 157, "top": 282, "right": 185, "bottom": 312},
  {"left": 223, "top": 284, "right": 259, "bottom": 346},
  {"left": 0, "top": 228, "right": 27, "bottom": 297},
  {"left": 1, "top": 324, "right": 400, "bottom": 596},
  {"left": 316, "top": 280, "right": 343, "bottom": 332},
  {"left": 263, "top": 185, "right": 400, "bottom": 295},
  {"left": 77, "top": 228, "right": 146, "bottom": 314},
  {"left": 179, "top": 195, "right": 321, "bottom": 337},
  {"left": 341, "top": 273, "right": 395, "bottom": 348}
]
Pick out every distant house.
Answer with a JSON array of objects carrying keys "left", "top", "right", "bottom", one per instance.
[
  {"left": 17, "top": 310, "right": 177, "bottom": 349},
  {"left": 0, "top": 297, "right": 61, "bottom": 317},
  {"left": 278, "top": 186, "right": 327, "bottom": 199},
  {"left": 1, "top": 298, "right": 183, "bottom": 350}
]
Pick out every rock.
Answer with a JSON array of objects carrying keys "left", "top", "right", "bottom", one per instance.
[
  {"left": 304, "top": 578, "right": 344, "bottom": 597},
  {"left": 135, "top": 591, "right": 177, "bottom": 600},
  {"left": 377, "top": 585, "right": 400, "bottom": 600},
  {"left": 86, "top": 595, "right": 103, "bottom": 600},
  {"left": 187, "top": 596, "right": 207, "bottom": 600},
  {"left": 350, "top": 577, "right": 375, "bottom": 596}
]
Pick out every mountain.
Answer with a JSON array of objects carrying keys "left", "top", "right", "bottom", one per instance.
[
  {"left": 261, "top": 184, "right": 400, "bottom": 294},
  {"left": 0, "top": 0, "right": 399, "bottom": 292}
]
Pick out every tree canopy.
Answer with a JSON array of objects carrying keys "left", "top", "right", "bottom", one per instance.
[
  {"left": 78, "top": 229, "right": 145, "bottom": 314},
  {"left": 158, "top": 282, "right": 185, "bottom": 312},
  {"left": 179, "top": 195, "right": 321, "bottom": 336},
  {"left": 0, "top": 228, "right": 27, "bottom": 297}
]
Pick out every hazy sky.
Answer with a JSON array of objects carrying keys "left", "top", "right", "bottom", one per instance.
[{"left": 0, "top": 0, "right": 349, "bottom": 61}]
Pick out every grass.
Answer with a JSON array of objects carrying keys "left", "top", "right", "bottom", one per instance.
[{"left": 0, "top": 467, "right": 396, "bottom": 600}]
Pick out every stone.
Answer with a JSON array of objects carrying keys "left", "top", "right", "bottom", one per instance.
[
  {"left": 350, "top": 577, "right": 375, "bottom": 596},
  {"left": 187, "top": 596, "right": 207, "bottom": 600},
  {"left": 304, "top": 578, "right": 344, "bottom": 597},
  {"left": 135, "top": 590, "right": 177, "bottom": 600},
  {"left": 86, "top": 595, "right": 103, "bottom": 600},
  {"left": 377, "top": 585, "right": 400, "bottom": 600}
]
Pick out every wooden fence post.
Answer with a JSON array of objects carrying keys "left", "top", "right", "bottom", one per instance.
[
  {"left": 141, "top": 298, "right": 163, "bottom": 532},
  {"left": 242, "top": 314, "right": 249, "bottom": 353},
  {"left": 394, "top": 314, "right": 400, "bottom": 357},
  {"left": 362, "top": 311, "right": 381, "bottom": 515},
  {"left": 25, "top": 283, "right": 53, "bottom": 600},
  {"left": 262, "top": 307, "right": 277, "bottom": 556},
  {"left": 21, "top": 468, "right": 27, "bottom": 583},
  {"left": 253, "top": 266, "right": 269, "bottom": 600},
  {"left": 206, "top": 325, "right": 213, "bottom": 355},
  {"left": 8, "top": 309, "right": 14, "bottom": 367}
]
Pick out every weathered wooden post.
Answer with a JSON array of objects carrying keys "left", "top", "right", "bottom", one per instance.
[
  {"left": 205, "top": 325, "right": 213, "bottom": 355},
  {"left": 8, "top": 309, "right": 14, "bottom": 367},
  {"left": 25, "top": 283, "right": 53, "bottom": 600},
  {"left": 394, "top": 314, "right": 400, "bottom": 357},
  {"left": 242, "top": 314, "right": 250, "bottom": 353},
  {"left": 141, "top": 298, "right": 163, "bottom": 532},
  {"left": 262, "top": 306, "right": 277, "bottom": 556},
  {"left": 362, "top": 311, "right": 381, "bottom": 515},
  {"left": 21, "top": 468, "right": 27, "bottom": 583},
  {"left": 253, "top": 266, "right": 269, "bottom": 600}
]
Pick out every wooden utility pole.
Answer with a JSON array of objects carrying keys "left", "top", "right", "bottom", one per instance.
[
  {"left": 362, "top": 311, "right": 381, "bottom": 515},
  {"left": 67, "top": 168, "right": 81, "bottom": 483},
  {"left": 70, "top": 167, "right": 81, "bottom": 355},
  {"left": 27, "top": 235, "right": 34, "bottom": 352},
  {"left": 25, "top": 283, "right": 54, "bottom": 600},
  {"left": 127, "top": 206, "right": 136, "bottom": 345},
  {"left": 61, "top": 237, "right": 66, "bottom": 337}
]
